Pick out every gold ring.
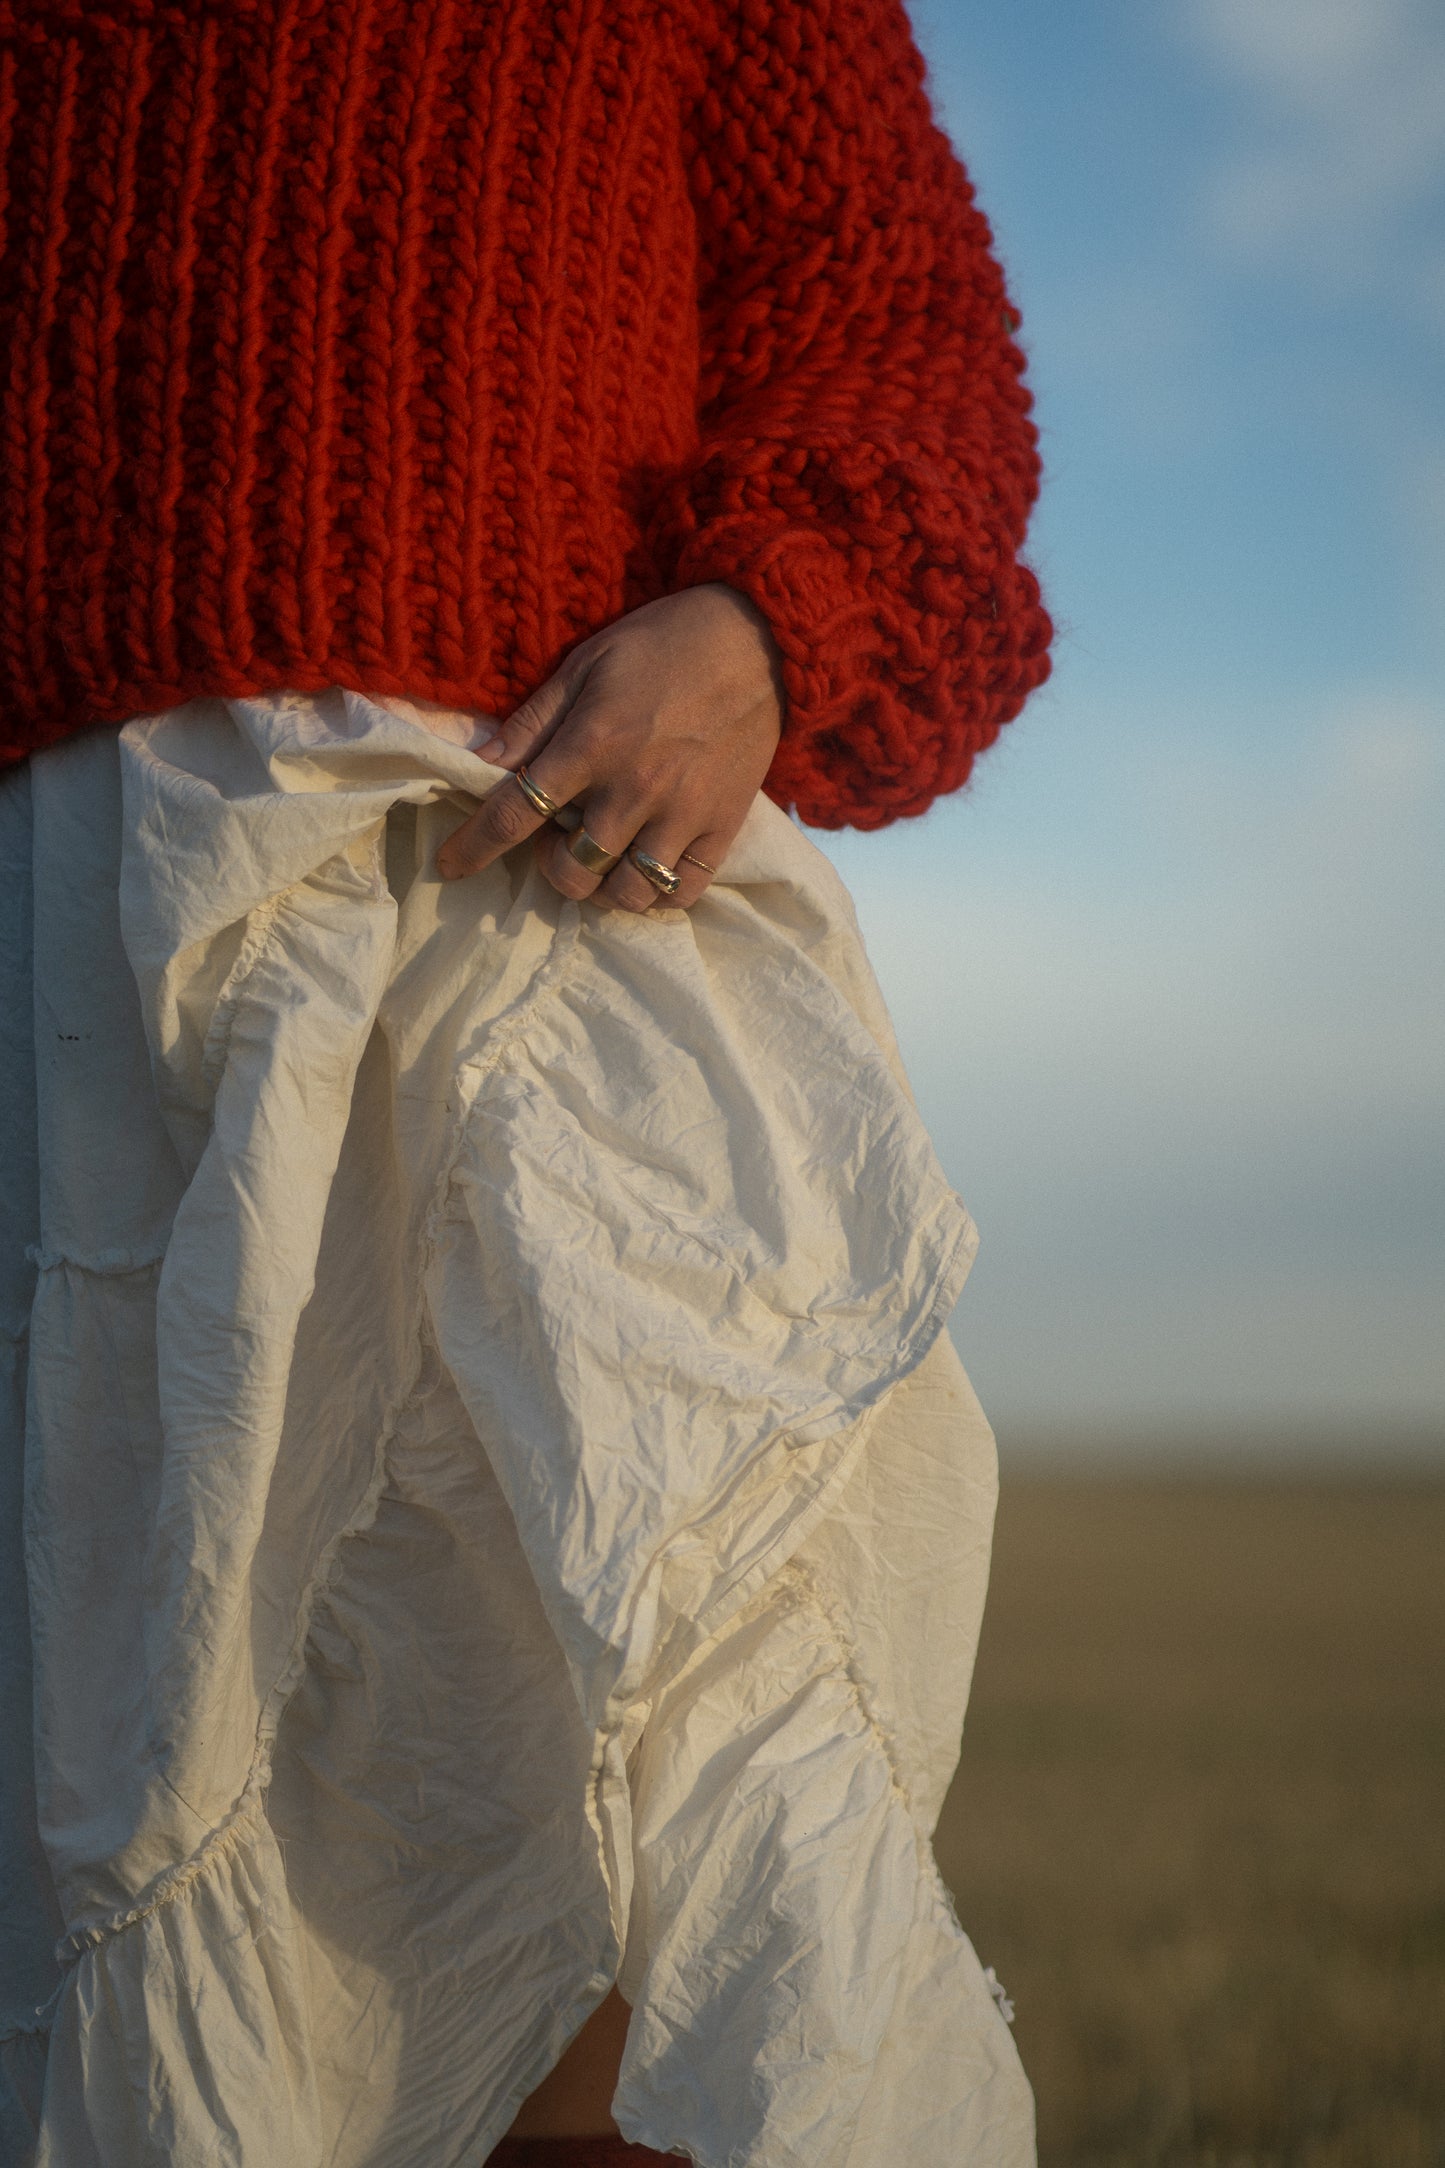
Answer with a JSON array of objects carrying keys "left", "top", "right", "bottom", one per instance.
[
  {"left": 629, "top": 848, "right": 682, "bottom": 897},
  {"left": 680, "top": 850, "right": 717, "bottom": 877},
  {"left": 568, "top": 827, "right": 620, "bottom": 875},
  {"left": 514, "top": 765, "right": 561, "bottom": 819}
]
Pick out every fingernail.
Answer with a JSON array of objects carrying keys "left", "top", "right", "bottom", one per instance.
[{"left": 479, "top": 735, "right": 506, "bottom": 762}]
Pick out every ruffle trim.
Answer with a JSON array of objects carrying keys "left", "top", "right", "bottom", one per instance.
[
  {"left": 610, "top": 1546, "right": 1028, "bottom": 2167},
  {"left": 56, "top": 1788, "right": 269, "bottom": 1964},
  {"left": 20, "top": 900, "right": 595, "bottom": 2158},
  {"left": 25, "top": 1245, "right": 166, "bottom": 1278},
  {"left": 37, "top": 1807, "right": 324, "bottom": 2165}
]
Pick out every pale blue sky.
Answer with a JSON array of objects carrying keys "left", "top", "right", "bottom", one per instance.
[{"left": 818, "top": 0, "right": 1445, "bottom": 1455}]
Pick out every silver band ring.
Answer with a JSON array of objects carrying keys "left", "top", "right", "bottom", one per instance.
[
  {"left": 630, "top": 848, "right": 682, "bottom": 897},
  {"left": 514, "top": 765, "right": 562, "bottom": 820},
  {"left": 568, "top": 827, "right": 620, "bottom": 876},
  {"left": 680, "top": 850, "right": 717, "bottom": 877}
]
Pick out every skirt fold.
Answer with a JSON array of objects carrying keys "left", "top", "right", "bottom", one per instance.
[{"left": 0, "top": 692, "right": 1033, "bottom": 2167}]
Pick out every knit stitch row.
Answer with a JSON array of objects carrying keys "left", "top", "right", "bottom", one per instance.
[{"left": 0, "top": 0, "right": 1050, "bottom": 828}]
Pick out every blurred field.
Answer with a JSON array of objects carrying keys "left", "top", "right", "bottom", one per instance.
[{"left": 933, "top": 1476, "right": 1445, "bottom": 2168}]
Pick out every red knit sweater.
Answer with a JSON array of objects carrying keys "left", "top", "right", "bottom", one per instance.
[{"left": 0, "top": 0, "right": 1050, "bottom": 829}]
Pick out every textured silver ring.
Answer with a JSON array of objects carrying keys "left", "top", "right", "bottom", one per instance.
[
  {"left": 630, "top": 848, "right": 682, "bottom": 897},
  {"left": 514, "top": 765, "right": 561, "bottom": 819}
]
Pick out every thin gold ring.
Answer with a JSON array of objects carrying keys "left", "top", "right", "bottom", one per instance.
[
  {"left": 629, "top": 848, "right": 682, "bottom": 897},
  {"left": 568, "top": 827, "right": 620, "bottom": 876},
  {"left": 680, "top": 850, "right": 717, "bottom": 877},
  {"left": 514, "top": 765, "right": 561, "bottom": 819}
]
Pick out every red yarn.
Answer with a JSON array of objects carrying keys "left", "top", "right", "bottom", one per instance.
[{"left": 0, "top": 0, "right": 1051, "bottom": 829}]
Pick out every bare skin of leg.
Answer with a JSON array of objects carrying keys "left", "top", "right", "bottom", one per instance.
[{"left": 506, "top": 1988, "right": 632, "bottom": 2137}]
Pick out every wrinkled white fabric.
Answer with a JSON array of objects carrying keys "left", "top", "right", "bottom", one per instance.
[{"left": 0, "top": 689, "right": 1034, "bottom": 2167}]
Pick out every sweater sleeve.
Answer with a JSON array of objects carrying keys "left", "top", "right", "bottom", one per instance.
[{"left": 647, "top": 0, "right": 1052, "bottom": 829}]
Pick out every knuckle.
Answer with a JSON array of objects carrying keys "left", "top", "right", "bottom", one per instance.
[
  {"left": 485, "top": 790, "right": 534, "bottom": 847},
  {"left": 566, "top": 712, "right": 612, "bottom": 767},
  {"left": 628, "top": 758, "right": 669, "bottom": 802},
  {"left": 603, "top": 867, "right": 644, "bottom": 908},
  {"left": 438, "top": 822, "right": 479, "bottom": 874},
  {"left": 550, "top": 856, "right": 595, "bottom": 900}
]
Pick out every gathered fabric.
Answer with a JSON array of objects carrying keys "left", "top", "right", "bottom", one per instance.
[
  {"left": 0, "top": 689, "right": 1034, "bottom": 2166},
  {"left": 0, "top": 0, "right": 1051, "bottom": 828},
  {"left": 487, "top": 2143, "right": 674, "bottom": 2166}
]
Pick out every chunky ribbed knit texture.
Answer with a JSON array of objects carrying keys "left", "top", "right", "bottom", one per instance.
[{"left": 0, "top": 0, "right": 1050, "bottom": 828}]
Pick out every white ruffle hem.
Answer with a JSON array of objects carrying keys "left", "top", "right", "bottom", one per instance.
[{"left": 0, "top": 689, "right": 1034, "bottom": 2167}]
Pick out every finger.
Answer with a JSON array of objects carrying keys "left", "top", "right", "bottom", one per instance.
[
  {"left": 436, "top": 744, "right": 587, "bottom": 881},
  {"left": 534, "top": 805, "right": 634, "bottom": 903},
  {"left": 545, "top": 776, "right": 658, "bottom": 904},
  {"left": 673, "top": 832, "right": 728, "bottom": 905},
  {"left": 601, "top": 814, "right": 726, "bottom": 914},
  {"left": 474, "top": 650, "right": 590, "bottom": 770}
]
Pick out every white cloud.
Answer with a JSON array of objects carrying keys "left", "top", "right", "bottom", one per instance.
[
  {"left": 1183, "top": 0, "right": 1445, "bottom": 302},
  {"left": 1325, "top": 692, "right": 1439, "bottom": 799},
  {"left": 1191, "top": 0, "right": 1418, "bottom": 98},
  {"left": 1178, "top": 0, "right": 1445, "bottom": 645}
]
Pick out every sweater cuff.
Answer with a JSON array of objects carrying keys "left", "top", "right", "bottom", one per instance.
[
  {"left": 645, "top": 437, "right": 1051, "bottom": 829},
  {"left": 671, "top": 512, "right": 877, "bottom": 725}
]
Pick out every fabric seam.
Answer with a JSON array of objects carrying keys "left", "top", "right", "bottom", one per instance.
[
  {"left": 197, "top": 882, "right": 296, "bottom": 1095},
  {"left": 51, "top": 891, "right": 581, "bottom": 1964},
  {"left": 25, "top": 1246, "right": 165, "bottom": 1277},
  {"left": 784, "top": 1553, "right": 981, "bottom": 1983}
]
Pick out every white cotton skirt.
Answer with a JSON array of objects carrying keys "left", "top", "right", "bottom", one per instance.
[{"left": 0, "top": 689, "right": 1035, "bottom": 2168}]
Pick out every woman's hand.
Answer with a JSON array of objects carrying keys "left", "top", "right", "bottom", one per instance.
[{"left": 435, "top": 583, "right": 785, "bottom": 909}]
